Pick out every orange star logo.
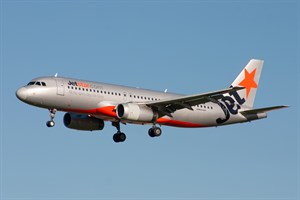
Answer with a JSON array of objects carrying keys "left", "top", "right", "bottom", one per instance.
[{"left": 238, "top": 68, "right": 258, "bottom": 99}]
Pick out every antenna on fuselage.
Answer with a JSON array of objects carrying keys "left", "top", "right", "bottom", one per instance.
[{"left": 54, "top": 73, "right": 58, "bottom": 77}]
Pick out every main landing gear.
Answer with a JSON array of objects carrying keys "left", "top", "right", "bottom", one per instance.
[
  {"left": 46, "top": 109, "right": 56, "bottom": 128},
  {"left": 111, "top": 122, "right": 163, "bottom": 143},
  {"left": 112, "top": 122, "right": 126, "bottom": 143},
  {"left": 148, "top": 126, "right": 162, "bottom": 137}
]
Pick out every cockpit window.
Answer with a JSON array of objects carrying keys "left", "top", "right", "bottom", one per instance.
[
  {"left": 27, "top": 81, "right": 46, "bottom": 86},
  {"left": 27, "top": 81, "right": 35, "bottom": 86}
]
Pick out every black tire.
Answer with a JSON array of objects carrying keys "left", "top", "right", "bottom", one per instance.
[
  {"left": 113, "top": 133, "right": 120, "bottom": 143},
  {"left": 119, "top": 133, "right": 126, "bottom": 142},
  {"left": 148, "top": 128, "right": 155, "bottom": 137}
]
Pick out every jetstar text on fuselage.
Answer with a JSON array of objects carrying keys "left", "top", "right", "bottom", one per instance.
[{"left": 68, "top": 81, "right": 90, "bottom": 88}]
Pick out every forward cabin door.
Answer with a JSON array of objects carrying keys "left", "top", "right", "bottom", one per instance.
[{"left": 56, "top": 79, "right": 65, "bottom": 96}]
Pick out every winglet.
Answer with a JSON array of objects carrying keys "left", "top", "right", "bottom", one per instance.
[{"left": 54, "top": 73, "right": 58, "bottom": 77}]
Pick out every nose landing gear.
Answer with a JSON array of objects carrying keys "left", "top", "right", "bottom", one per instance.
[{"left": 46, "top": 109, "right": 57, "bottom": 127}]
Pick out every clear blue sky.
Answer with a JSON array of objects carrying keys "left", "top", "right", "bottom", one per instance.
[{"left": 1, "top": 1, "right": 299, "bottom": 200}]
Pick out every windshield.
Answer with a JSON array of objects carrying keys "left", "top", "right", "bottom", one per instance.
[{"left": 27, "top": 81, "right": 47, "bottom": 86}]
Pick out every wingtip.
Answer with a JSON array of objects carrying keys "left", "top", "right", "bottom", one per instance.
[{"left": 274, "top": 105, "right": 289, "bottom": 110}]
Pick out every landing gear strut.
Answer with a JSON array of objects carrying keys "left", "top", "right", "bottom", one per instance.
[
  {"left": 148, "top": 126, "right": 162, "bottom": 138},
  {"left": 46, "top": 109, "right": 56, "bottom": 127},
  {"left": 112, "top": 122, "right": 126, "bottom": 143}
]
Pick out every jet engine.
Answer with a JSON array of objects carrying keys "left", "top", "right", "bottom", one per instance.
[
  {"left": 63, "top": 113, "right": 104, "bottom": 131},
  {"left": 116, "top": 103, "right": 157, "bottom": 122}
]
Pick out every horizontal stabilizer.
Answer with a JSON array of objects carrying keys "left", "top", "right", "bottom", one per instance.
[
  {"left": 240, "top": 105, "right": 288, "bottom": 121},
  {"left": 241, "top": 105, "right": 289, "bottom": 115}
]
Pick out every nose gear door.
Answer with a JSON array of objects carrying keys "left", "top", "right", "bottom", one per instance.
[{"left": 56, "top": 79, "right": 65, "bottom": 96}]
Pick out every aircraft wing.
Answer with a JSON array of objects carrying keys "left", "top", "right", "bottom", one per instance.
[{"left": 145, "top": 86, "right": 245, "bottom": 117}]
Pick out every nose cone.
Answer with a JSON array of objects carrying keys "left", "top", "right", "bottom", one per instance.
[{"left": 16, "top": 87, "right": 28, "bottom": 101}]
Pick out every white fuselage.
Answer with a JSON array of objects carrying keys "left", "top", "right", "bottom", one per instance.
[{"left": 16, "top": 76, "right": 249, "bottom": 128}]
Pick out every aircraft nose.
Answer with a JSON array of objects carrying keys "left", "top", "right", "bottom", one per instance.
[{"left": 16, "top": 87, "right": 28, "bottom": 101}]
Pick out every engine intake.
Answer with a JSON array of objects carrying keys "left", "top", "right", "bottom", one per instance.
[
  {"left": 116, "top": 103, "right": 157, "bottom": 122},
  {"left": 63, "top": 113, "right": 104, "bottom": 131}
]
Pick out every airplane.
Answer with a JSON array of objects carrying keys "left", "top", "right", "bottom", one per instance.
[{"left": 16, "top": 59, "right": 288, "bottom": 143}]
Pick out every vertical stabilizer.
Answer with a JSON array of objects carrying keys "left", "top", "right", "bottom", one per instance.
[{"left": 231, "top": 59, "right": 264, "bottom": 108}]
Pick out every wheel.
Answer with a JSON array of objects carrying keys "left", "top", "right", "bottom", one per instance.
[
  {"left": 113, "top": 133, "right": 120, "bottom": 143},
  {"left": 119, "top": 132, "right": 126, "bottom": 142},
  {"left": 113, "top": 132, "right": 126, "bottom": 143},
  {"left": 46, "top": 121, "right": 55, "bottom": 127},
  {"left": 148, "top": 128, "right": 155, "bottom": 137},
  {"left": 153, "top": 127, "right": 162, "bottom": 137}
]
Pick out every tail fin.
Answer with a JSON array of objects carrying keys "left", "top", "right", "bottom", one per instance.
[{"left": 231, "top": 59, "right": 264, "bottom": 108}]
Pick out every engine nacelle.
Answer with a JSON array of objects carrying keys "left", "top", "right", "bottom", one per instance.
[
  {"left": 116, "top": 103, "right": 157, "bottom": 122},
  {"left": 63, "top": 113, "right": 104, "bottom": 131}
]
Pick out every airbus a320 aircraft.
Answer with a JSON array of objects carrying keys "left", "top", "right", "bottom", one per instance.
[{"left": 16, "top": 59, "right": 287, "bottom": 143}]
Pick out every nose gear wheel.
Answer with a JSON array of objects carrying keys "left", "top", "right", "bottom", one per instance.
[{"left": 46, "top": 109, "right": 57, "bottom": 128}]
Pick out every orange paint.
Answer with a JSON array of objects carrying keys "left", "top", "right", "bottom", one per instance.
[
  {"left": 63, "top": 106, "right": 116, "bottom": 117},
  {"left": 96, "top": 106, "right": 117, "bottom": 117},
  {"left": 77, "top": 82, "right": 90, "bottom": 88},
  {"left": 238, "top": 68, "right": 258, "bottom": 99},
  {"left": 157, "top": 117, "right": 206, "bottom": 128}
]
